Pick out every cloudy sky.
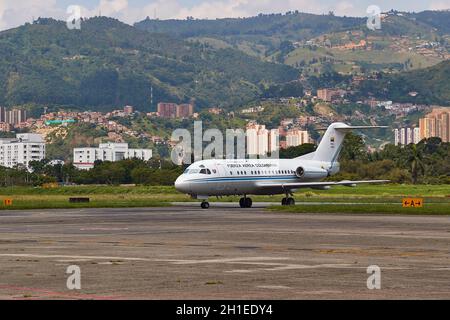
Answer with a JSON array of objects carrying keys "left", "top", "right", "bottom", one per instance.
[{"left": 0, "top": 0, "right": 449, "bottom": 31}]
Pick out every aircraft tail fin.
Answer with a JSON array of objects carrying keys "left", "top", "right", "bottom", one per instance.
[{"left": 311, "top": 123, "right": 387, "bottom": 163}]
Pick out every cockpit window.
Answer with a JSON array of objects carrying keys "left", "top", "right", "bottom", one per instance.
[{"left": 199, "top": 169, "right": 212, "bottom": 175}]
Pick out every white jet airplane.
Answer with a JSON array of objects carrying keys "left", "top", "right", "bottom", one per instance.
[{"left": 175, "top": 122, "right": 389, "bottom": 209}]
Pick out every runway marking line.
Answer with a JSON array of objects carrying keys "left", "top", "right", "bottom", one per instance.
[{"left": 0, "top": 284, "right": 129, "bottom": 300}]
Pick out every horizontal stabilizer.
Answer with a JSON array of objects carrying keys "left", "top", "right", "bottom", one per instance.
[{"left": 334, "top": 125, "right": 388, "bottom": 131}]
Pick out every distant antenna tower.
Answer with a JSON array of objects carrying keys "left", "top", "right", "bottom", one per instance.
[{"left": 150, "top": 85, "right": 154, "bottom": 111}]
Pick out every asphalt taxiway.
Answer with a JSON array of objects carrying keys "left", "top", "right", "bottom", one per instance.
[{"left": 0, "top": 205, "right": 449, "bottom": 299}]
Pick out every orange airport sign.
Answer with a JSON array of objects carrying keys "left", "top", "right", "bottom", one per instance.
[
  {"left": 402, "top": 198, "right": 423, "bottom": 208},
  {"left": 3, "top": 199, "right": 13, "bottom": 206}
]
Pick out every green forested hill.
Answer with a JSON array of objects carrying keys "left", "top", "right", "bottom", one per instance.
[
  {"left": 409, "top": 10, "right": 450, "bottom": 34},
  {"left": 358, "top": 60, "right": 450, "bottom": 105},
  {"left": 135, "top": 11, "right": 450, "bottom": 50},
  {"left": 135, "top": 12, "right": 364, "bottom": 39},
  {"left": 135, "top": 12, "right": 364, "bottom": 57},
  {"left": 135, "top": 10, "right": 450, "bottom": 40},
  {"left": 0, "top": 17, "right": 298, "bottom": 112}
]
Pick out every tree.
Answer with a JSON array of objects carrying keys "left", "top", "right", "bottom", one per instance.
[
  {"left": 280, "top": 144, "right": 316, "bottom": 159},
  {"left": 339, "top": 133, "right": 367, "bottom": 161},
  {"left": 405, "top": 144, "right": 425, "bottom": 184}
]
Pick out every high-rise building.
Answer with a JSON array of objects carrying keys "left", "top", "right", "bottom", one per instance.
[
  {"left": 400, "top": 128, "right": 406, "bottom": 146},
  {"left": 157, "top": 103, "right": 194, "bottom": 119},
  {"left": 286, "top": 129, "right": 310, "bottom": 148},
  {"left": 246, "top": 124, "right": 262, "bottom": 156},
  {"left": 73, "top": 143, "right": 153, "bottom": 170},
  {"left": 419, "top": 109, "right": 450, "bottom": 142},
  {"left": 419, "top": 117, "right": 435, "bottom": 139},
  {"left": 268, "top": 129, "right": 279, "bottom": 154},
  {"left": 246, "top": 124, "right": 280, "bottom": 156},
  {"left": 4, "top": 108, "right": 27, "bottom": 125},
  {"left": 257, "top": 128, "right": 269, "bottom": 156},
  {"left": 394, "top": 129, "right": 400, "bottom": 146},
  {"left": 437, "top": 112, "right": 450, "bottom": 142},
  {"left": 394, "top": 127, "right": 421, "bottom": 146},
  {"left": 406, "top": 127, "right": 414, "bottom": 145},
  {"left": 0, "top": 133, "right": 46, "bottom": 169},
  {"left": 0, "top": 106, "right": 6, "bottom": 122},
  {"left": 176, "top": 104, "right": 194, "bottom": 118},
  {"left": 157, "top": 103, "right": 178, "bottom": 118},
  {"left": 413, "top": 128, "right": 421, "bottom": 144}
]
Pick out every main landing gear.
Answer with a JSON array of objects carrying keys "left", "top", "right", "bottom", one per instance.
[
  {"left": 281, "top": 191, "right": 295, "bottom": 206},
  {"left": 281, "top": 197, "right": 295, "bottom": 206},
  {"left": 239, "top": 196, "right": 253, "bottom": 208},
  {"left": 201, "top": 201, "right": 210, "bottom": 209}
]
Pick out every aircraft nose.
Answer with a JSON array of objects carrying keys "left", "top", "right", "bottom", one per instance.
[{"left": 175, "top": 176, "right": 190, "bottom": 193}]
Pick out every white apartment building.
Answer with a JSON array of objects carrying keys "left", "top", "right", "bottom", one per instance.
[
  {"left": 286, "top": 129, "right": 310, "bottom": 148},
  {"left": 394, "top": 127, "right": 421, "bottom": 146},
  {"left": 413, "top": 128, "right": 421, "bottom": 144},
  {"left": 246, "top": 124, "right": 279, "bottom": 156},
  {"left": 73, "top": 143, "right": 153, "bottom": 170},
  {"left": 0, "top": 133, "right": 46, "bottom": 169},
  {"left": 246, "top": 126, "right": 259, "bottom": 156},
  {"left": 394, "top": 129, "right": 400, "bottom": 146},
  {"left": 268, "top": 129, "right": 279, "bottom": 155}
]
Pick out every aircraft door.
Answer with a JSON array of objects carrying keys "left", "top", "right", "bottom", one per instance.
[{"left": 215, "top": 164, "right": 227, "bottom": 193}]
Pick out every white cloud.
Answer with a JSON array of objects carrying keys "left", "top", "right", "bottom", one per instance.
[
  {"left": 98, "top": 0, "right": 129, "bottom": 16},
  {"left": 429, "top": 1, "right": 450, "bottom": 10},
  {"left": 0, "top": 0, "right": 65, "bottom": 30},
  {"left": 334, "top": 1, "right": 361, "bottom": 16}
]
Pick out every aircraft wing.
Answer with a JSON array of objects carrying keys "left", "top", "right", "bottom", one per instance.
[{"left": 257, "top": 180, "right": 390, "bottom": 189}]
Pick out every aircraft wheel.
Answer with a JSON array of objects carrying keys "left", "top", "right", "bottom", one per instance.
[
  {"left": 245, "top": 198, "right": 253, "bottom": 208},
  {"left": 281, "top": 198, "right": 287, "bottom": 206},
  {"left": 201, "top": 202, "right": 210, "bottom": 209},
  {"left": 286, "top": 198, "right": 296, "bottom": 206},
  {"left": 239, "top": 198, "right": 245, "bottom": 208}
]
